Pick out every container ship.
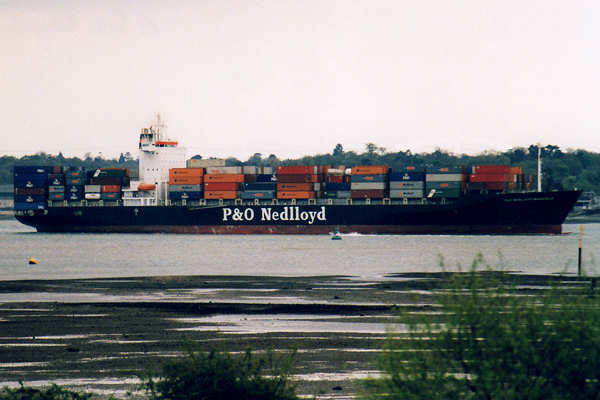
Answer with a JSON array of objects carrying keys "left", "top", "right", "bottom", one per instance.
[{"left": 13, "top": 117, "right": 580, "bottom": 234}]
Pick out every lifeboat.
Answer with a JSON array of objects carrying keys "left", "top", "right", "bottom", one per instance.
[{"left": 137, "top": 183, "right": 156, "bottom": 191}]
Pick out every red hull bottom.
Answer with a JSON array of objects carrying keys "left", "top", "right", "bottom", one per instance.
[{"left": 35, "top": 224, "right": 564, "bottom": 235}]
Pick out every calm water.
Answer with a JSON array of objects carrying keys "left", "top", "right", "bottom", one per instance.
[{"left": 1, "top": 218, "right": 599, "bottom": 281}]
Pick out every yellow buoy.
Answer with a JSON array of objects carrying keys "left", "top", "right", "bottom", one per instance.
[{"left": 28, "top": 258, "right": 38, "bottom": 265}]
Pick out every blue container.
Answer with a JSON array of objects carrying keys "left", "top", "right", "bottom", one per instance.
[
  {"left": 66, "top": 192, "right": 84, "bottom": 201},
  {"left": 14, "top": 194, "right": 47, "bottom": 203},
  {"left": 48, "top": 174, "right": 66, "bottom": 186},
  {"left": 13, "top": 166, "right": 55, "bottom": 175},
  {"left": 66, "top": 185, "right": 84, "bottom": 194},
  {"left": 14, "top": 175, "right": 48, "bottom": 188},
  {"left": 14, "top": 202, "right": 46, "bottom": 210},
  {"left": 324, "top": 182, "right": 351, "bottom": 191},
  {"left": 256, "top": 174, "right": 277, "bottom": 183},
  {"left": 169, "top": 191, "right": 203, "bottom": 201},
  {"left": 243, "top": 182, "right": 277, "bottom": 191},
  {"left": 350, "top": 174, "right": 387, "bottom": 183},
  {"left": 389, "top": 171, "right": 425, "bottom": 181},
  {"left": 240, "top": 190, "right": 275, "bottom": 200},
  {"left": 169, "top": 184, "right": 203, "bottom": 192}
]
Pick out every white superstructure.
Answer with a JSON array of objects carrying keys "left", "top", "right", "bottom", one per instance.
[{"left": 124, "top": 114, "right": 186, "bottom": 206}]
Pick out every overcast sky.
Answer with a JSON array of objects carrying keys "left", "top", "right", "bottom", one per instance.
[{"left": 2, "top": 0, "right": 599, "bottom": 161}]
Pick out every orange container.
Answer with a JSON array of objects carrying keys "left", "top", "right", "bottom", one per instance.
[
  {"left": 277, "top": 166, "right": 317, "bottom": 175},
  {"left": 204, "top": 190, "right": 238, "bottom": 200},
  {"left": 169, "top": 176, "right": 203, "bottom": 185},
  {"left": 101, "top": 185, "right": 121, "bottom": 193},
  {"left": 510, "top": 167, "right": 523, "bottom": 174},
  {"left": 277, "top": 183, "right": 313, "bottom": 191},
  {"left": 205, "top": 182, "right": 240, "bottom": 191},
  {"left": 169, "top": 168, "right": 204, "bottom": 178},
  {"left": 351, "top": 165, "right": 389, "bottom": 175},
  {"left": 276, "top": 191, "right": 315, "bottom": 199},
  {"left": 204, "top": 174, "right": 244, "bottom": 183}
]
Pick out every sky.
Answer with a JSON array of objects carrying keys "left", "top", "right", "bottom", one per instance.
[{"left": 2, "top": 0, "right": 599, "bottom": 161}]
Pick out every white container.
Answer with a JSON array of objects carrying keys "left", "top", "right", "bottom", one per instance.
[
  {"left": 351, "top": 182, "right": 386, "bottom": 190},
  {"left": 85, "top": 185, "right": 102, "bottom": 193},
  {"left": 206, "top": 166, "right": 243, "bottom": 174}
]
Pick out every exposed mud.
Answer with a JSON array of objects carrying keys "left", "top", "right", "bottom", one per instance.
[{"left": 0, "top": 273, "right": 585, "bottom": 399}]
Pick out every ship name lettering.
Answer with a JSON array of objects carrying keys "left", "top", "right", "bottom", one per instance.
[
  {"left": 261, "top": 206, "right": 326, "bottom": 224},
  {"left": 222, "top": 207, "right": 255, "bottom": 222}
]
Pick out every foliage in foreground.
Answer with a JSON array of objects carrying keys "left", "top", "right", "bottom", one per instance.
[
  {"left": 0, "top": 383, "right": 92, "bottom": 400},
  {"left": 361, "top": 257, "right": 600, "bottom": 400},
  {"left": 140, "top": 348, "right": 298, "bottom": 400}
]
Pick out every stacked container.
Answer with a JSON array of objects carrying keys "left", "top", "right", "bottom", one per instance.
[
  {"left": 169, "top": 168, "right": 204, "bottom": 202},
  {"left": 48, "top": 170, "right": 66, "bottom": 201},
  {"left": 65, "top": 167, "right": 86, "bottom": 202},
  {"left": 323, "top": 168, "right": 351, "bottom": 199},
  {"left": 276, "top": 166, "right": 319, "bottom": 199},
  {"left": 13, "top": 166, "right": 58, "bottom": 210},
  {"left": 84, "top": 184, "right": 101, "bottom": 201},
  {"left": 88, "top": 168, "right": 130, "bottom": 187},
  {"left": 467, "top": 165, "right": 523, "bottom": 193},
  {"left": 350, "top": 165, "right": 388, "bottom": 199},
  {"left": 204, "top": 167, "right": 243, "bottom": 200},
  {"left": 88, "top": 168, "right": 129, "bottom": 202},
  {"left": 389, "top": 168, "right": 425, "bottom": 199},
  {"left": 425, "top": 167, "right": 465, "bottom": 198},
  {"left": 240, "top": 166, "right": 276, "bottom": 200}
]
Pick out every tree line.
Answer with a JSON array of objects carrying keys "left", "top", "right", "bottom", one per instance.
[{"left": 2, "top": 144, "right": 600, "bottom": 192}]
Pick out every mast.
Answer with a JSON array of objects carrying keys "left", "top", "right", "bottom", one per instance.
[{"left": 537, "top": 144, "right": 542, "bottom": 192}]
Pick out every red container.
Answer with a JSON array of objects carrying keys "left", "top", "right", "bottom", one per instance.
[
  {"left": 472, "top": 165, "right": 512, "bottom": 174},
  {"left": 204, "top": 174, "right": 244, "bottom": 183},
  {"left": 204, "top": 182, "right": 240, "bottom": 191},
  {"left": 276, "top": 191, "right": 315, "bottom": 199},
  {"left": 277, "top": 166, "right": 317, "bottom": 175},
  {"left": 351, "top": 189, "right": 386, "bottom": 198},
  {"left": 469, "top": 173, "right": 515, "bottom": 183},
  {"left": 204, "top": 190, "right": 238, "bottom": 200},
  {"left": 327, "top": 175, "right": 344, "bottom": 183},
  {"left": 276, "top": 174, "right": 319, "bottom": 183},
  {"left": 14, "top": 187, "right": 46, "bottom": 195},
  {"left": 244, "top": 174, "right": 257, "bottom": 183},
  {"left": 277, "top": 183, "right": 313, "bottom": 191},
  {"left": 101, "top": 185, "right": 121, "bottom": 193},
  {"left": 351, "top": 165, "right": 389, "bottom": 175}
]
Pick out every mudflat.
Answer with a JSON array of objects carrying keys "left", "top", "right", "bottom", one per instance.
[{"left": 0, "top": 273, "right": 575, "bottom": 399}]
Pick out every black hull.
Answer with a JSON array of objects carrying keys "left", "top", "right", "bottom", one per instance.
[{"left": 14, "top": 191, "right": 581, "bottom": 235}]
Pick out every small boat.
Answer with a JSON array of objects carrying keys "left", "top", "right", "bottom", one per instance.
[{"left": 331, "top": 227, "right": 342, "bottom": 240}]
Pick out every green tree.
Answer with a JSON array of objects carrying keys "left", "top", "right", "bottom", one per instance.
[
  {"left": 361, "top": 260, "right": 600, "bottom": 400},
  {"left": 333, "top": 143, "right": 344, "bottom": 157}
]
